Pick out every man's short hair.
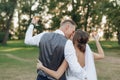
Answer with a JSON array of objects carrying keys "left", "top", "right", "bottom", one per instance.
[{"left": 60, "top": 19, "right": 77, "bottom": 28}]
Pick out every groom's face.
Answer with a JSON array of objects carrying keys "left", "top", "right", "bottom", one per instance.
[
  {"left": 70, "top": 31, "right": 75, "bottom": 40},
  {"left": 67, "top": 26, "right": 75, "bottom": 39}
]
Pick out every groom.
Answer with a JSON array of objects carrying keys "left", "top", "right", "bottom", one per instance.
[{"left": 24, "top": 17, "right": 87, "bottom": 80}]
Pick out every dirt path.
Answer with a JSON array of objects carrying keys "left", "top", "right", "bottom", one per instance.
[
  {"left": 99, "top": 56, "right": 120, "bottom": 64},
  {"left": 96, "top": 55, "right": 120, "bottom": 80}
]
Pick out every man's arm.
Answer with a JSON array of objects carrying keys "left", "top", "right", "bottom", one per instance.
[
  {"left": 24, "top": 24, "right": 47, "bottom": 46},
  {"left": 64, "top": 40, "right": 87, "bottom": 79}
]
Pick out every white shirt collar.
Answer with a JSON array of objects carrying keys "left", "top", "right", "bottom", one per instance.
[{"left": 54, "top": 29, "right": 65, "bottom": 36}]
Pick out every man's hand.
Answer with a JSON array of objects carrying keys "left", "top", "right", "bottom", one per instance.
[{"left": 31, "top": 16, "right": 40, "bottom": 25}]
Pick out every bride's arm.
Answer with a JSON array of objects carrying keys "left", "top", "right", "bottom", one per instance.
[
  {"left": 37, "top": 59, "right": 68, "bottom": 80},
  {"left": 92, "top": 34, "right": 105, "bottom": 60},
  {"left": 93, "top": 40, "right": 105, "bottom": 60}
]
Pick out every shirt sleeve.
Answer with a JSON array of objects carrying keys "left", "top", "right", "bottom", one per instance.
[
  {"left": 64, "top": 40, "right": 87, "bottom": 80},
  {"left": 24, "top": 24, "right": 47, "bottom": 46}
]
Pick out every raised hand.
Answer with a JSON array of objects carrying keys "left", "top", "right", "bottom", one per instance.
[
  {"left": 92, "top": 31, "right": 100, "bottom": 41},
  {"left": 31, "top": 16, "right": 40, "bottom": 25}
]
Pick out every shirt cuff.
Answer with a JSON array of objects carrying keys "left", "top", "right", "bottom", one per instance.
[{"left": 30, "top": 23, "right": 35, "bottom": 26}]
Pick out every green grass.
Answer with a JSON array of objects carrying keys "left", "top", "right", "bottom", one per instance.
[
  {"left": 88, "top": 41, "right": 120, "bottom": 57},
  {"left": 0, "top": 40, "right": 38, "bottom": 80},
  {"left": 0, "top": 40, "right": 120, "bottom": 80}
]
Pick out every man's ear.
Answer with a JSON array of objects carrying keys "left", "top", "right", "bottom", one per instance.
[{"left": 65, "top": 24, "right": 69, "bottom": 30}]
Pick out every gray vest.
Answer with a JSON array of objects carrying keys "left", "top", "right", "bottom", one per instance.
[{"left": 38, "top": 32, "right": 67, "bottom": 80}]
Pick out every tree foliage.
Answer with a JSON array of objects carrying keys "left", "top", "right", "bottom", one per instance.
[
  {"left": 0, "top": 0, "right": 120, "bottom": 45},
  {"left": 0, "top": 0, "right": 17, "bottom": 44}
]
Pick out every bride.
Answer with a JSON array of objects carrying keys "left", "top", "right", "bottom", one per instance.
[{"left": 37, "top": 29, "right": 105, "bottom": 80}]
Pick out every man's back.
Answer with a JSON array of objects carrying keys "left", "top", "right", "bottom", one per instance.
[{"left": 38, "top": 32, "right": 67, "bottom": 80}]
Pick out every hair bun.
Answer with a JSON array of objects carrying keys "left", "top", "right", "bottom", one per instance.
[
  {"left": 77, "top": 42, "right": 86, "bottom": 53},
  {"left": 73, "top": 29, "right": 89, "bottom": 53}
]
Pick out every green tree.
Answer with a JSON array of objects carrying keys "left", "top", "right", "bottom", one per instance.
[
  {"left": 0, "top": 0, "right": 17, "bottom": 44},
  {"left": 102, "top": 0, "right": 120, "bottom": 43},
  {"left": 46, "top": 0, "right": 104, "bottom": 32}
]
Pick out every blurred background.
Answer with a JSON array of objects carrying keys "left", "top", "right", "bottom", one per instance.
[{"left": 0, "top": 0, "right": 120, "bottom": 80}]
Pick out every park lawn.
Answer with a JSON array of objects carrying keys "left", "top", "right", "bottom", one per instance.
[
  {"left": 0, "top": 40, "right": 120, "bottom": 80},
  {"left": 0, "top": 40, "right": 38, "bottom": 80},
  {"left": 89, "top": 41, "right": 120, "bottom": 57}
]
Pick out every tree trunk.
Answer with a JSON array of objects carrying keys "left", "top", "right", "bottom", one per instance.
[
  {"left": 2, "top": 14, "right": 14, "bottom": 44},
  {"left": 117, "top": 31, "right": 120, "bottom": 45},
  {"left": 84, "top": 0, "right": 90, "bottom": 31},
  {"left": 2, "top": 0, "right": 17, "bottom": 44}
]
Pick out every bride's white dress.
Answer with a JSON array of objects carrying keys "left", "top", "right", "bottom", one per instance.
[{"left": 65, "top": 44, "right": 97, "bottom": 80}]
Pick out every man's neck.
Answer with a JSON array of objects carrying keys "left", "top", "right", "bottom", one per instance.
[{"left": 59, "top": 28, "right": 68, "bottom": 38}]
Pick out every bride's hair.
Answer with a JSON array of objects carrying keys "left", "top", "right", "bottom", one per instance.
[{"left": 73, "top": 29, "right": 89, "bottom": 53}]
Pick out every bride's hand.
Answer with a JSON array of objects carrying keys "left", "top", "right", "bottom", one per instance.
[
  {"left": 92, "top": 32, "right": 100, "bottom": 41},
  {"left": 37, "top": 59, "right": 44, "bottom": 70}
]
